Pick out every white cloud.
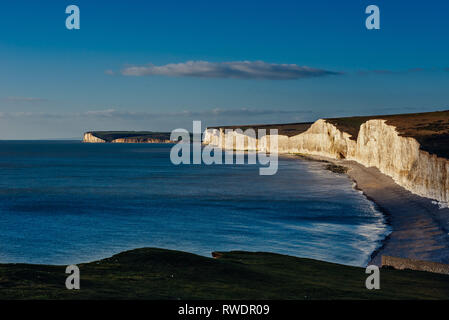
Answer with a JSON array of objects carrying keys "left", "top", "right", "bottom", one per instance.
[{"left": 119, "top": 60, "right": 341, "bottom": 80}]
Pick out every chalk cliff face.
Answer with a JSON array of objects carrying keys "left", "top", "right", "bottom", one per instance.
[
  {"left": 204, "top": 119, "right": 449, "bottom": 203},
  {"left": 287, "top": 119, "right": 357, "bottom": 159},
  {"left": 354, "top": 120, "right": 449, "bottom": 204},
  {"left": 83, "top": 132, "right": 106, "bottom": 143},
  {"left": 203, "top": 120, "right": 356, "bottom": 157}
]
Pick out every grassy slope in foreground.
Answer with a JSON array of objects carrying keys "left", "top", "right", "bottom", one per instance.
[{"left": 1, "top": 248, "right": 449, "bottom": 300}]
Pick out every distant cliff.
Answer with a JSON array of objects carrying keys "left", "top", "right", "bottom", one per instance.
[
  {"left": 83, "top": 131, "right": 173, "bottom": 143},
  {"left": 204, "top": 111, "right": 449, "bottom": 204},
  {"left": 83, "top": 132, "right": 107, "bottom": 143}
]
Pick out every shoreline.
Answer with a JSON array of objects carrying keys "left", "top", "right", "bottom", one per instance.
[{"left": 296, "top": 154, "right": 449, "bottom": 266}]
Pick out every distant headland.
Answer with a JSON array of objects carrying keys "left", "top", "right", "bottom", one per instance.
[{"left": 83, "top": 131, "right": 173, "bottom": 143}]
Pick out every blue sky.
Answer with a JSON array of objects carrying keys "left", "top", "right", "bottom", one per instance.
[{"left": 0, "top": 0, "right": 448, "bottom": 138}]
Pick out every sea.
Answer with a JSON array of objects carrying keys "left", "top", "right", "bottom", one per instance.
[{"left": 0, "top": 141, "right": 390, "bottom": 266}]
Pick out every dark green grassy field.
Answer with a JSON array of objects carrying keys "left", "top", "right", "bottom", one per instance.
[{"left": 1, "top": 248, "right": 448, "bottom": 300}]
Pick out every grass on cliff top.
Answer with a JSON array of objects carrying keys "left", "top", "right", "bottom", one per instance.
[
  {"left": 1, "top": 248, "right": 449, "bottom": 300},
  {"left": 88, "top": 131, "right": 172, "bottom": 142},
  {"left": 207, "top": 122, "right": 314, "bottom": 137}
]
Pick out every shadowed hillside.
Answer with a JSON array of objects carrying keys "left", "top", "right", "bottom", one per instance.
[{"left": 1, "top": 248, "right": 449, "bottom": 300}]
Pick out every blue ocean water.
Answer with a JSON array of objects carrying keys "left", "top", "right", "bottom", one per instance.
[{"left": 0, "top": 141, "right": 389, "bottom": 266}]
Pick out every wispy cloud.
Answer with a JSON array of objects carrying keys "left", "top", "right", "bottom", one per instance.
[
  {"left": 5, "top": 96, "right": 48, "bottom": 102},
  {"left": 0, "top": 108, "right": 316, "bottom": 123},
  {"left": 355, "top": 67, "right": 449, "bottom": 75},
  {"left": 0, "top": 108, "right": 319, "bottom": 139},
  {"left": 119, "top": 60, "right": 342, "bottom": 80},
  {"left": 356, "top": 68, "right": 426, "bottom": 76},
  {"left": 0, "top": 108, "right": 311, "bottom": 119}
]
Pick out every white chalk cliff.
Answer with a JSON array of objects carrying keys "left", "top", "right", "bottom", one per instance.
[
  {"left": 83, "top": 132, "right": 106, "bottom": 143},
  {"left": 204, "top": 119, "right": 449, "bottom": 204}
]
